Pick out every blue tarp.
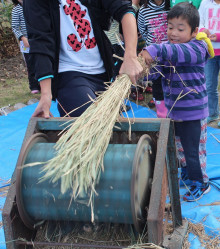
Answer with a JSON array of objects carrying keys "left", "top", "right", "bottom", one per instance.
[{"left": 0, "top": 101, "right": 219, "bottom": 248}]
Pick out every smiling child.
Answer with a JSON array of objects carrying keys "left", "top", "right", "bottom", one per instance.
[{"left": 141, "top": 2, "right": 215, "bottom": 201}]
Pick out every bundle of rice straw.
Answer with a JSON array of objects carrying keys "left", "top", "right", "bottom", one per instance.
[
  {"left": 125, "top": 243, "right": 164, "bottom": 249},
  {"left": 39, "top": 56, "right": 147, "bottom": 217}
]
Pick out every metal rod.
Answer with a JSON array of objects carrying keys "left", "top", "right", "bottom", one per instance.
[
  {"left": 16, "top": 241, "right": 125, "bottom": 248},
  {"left": 167, "top": 120, "right": 182, "bottom": 227}
]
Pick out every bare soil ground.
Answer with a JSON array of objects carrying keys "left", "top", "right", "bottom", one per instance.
[
  {"left": 0, "top": 54, "right": 26, "bottom": 80},
  {"left": 0, "top": 54, "right": 40, "bottom": 111}
]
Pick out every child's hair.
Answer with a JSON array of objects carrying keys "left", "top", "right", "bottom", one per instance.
[
  {"left": 12, "top": 0, "right": 20, "bottom": 5},
  {"left": 167, "top": 2, "right": 199, "bottom": 33},
  {"left": 143, "top": 0, "right": 170, "bottom": 11}
]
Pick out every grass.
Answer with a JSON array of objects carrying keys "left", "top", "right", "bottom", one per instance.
[{"left": 0, "top": 77, "right": 40, "bottom": 108}]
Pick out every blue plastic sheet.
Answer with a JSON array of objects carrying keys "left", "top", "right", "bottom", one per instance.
[{"left": 0, "top": 101, "right": 219, "bottom": 248}]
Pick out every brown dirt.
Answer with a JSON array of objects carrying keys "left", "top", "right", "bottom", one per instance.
[
  {"left": 0, "top": 27, "right": 20, "bottom": 58},
  {"left": 0, "top": 54, "right": 27, "bottom": 80}
]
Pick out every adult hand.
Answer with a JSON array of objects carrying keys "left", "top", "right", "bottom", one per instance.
[
  {"left": 32, "top": 78, "right": 53, "bottom": 118},
  {"left": 139, "top": 50, "right": 154, "bottom": 66},
  {"left": 21, "top": 36, "right": 29, "bottom": 48},
  {"left": 209, "top": 33, "right": 217, "bottom": 42},
  {"left": 119, "top": 53, "right": 143, "bottom": 84},
  {"left": 32, "top": 93, "right": 53, "bottom": 118}
]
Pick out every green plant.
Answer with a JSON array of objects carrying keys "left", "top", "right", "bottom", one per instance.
[{"left": 0, "top": 2, "right": 13, "bottom": 32}]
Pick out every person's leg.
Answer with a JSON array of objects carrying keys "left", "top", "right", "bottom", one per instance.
[
  {"left": 152, "top": 77, "right": 167, "bottom": 118},
  {"left": 175, "top": 135, "right": 192, "bottom": 186},
  {"left": 175, "top": 120, "right": 210, "bottom": 201},
  {"left": 175, "top": 120, "right": 204, "bottom": 182},
  {"left": 204, "top": 56, "right": 220, "bottom": 121},
  {"left": 23, "top": 53, "right": 40, "bottom": 92},
  {"left": 198, "top": 119, "right": 209, "bottom": 183},
  {"left": 56, "top": 72, "right": 107, "bottom": 117}
]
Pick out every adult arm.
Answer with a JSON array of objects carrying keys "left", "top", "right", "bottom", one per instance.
[
  {"left": 23, "top": 0, "right": 56, "bottom": 118},
  {"left": 23, "top": 0, "right": 56, "bottom": 81},
  {"left": 119, "top": 13, "right": 143, "bottom": 84},
  {"left": 101, "top": 0, "right": 143, "bottom": 84},
  {"left": 32, "top": 78, "right": 53, "bottom": 118}
]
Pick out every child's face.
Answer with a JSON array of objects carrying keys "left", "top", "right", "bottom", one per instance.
[
  {"left": 167, "top": 17, "right": 198, "bottom": 44},
  {"left": 153, "top": 0, "right": 163, "bottom": 6}
]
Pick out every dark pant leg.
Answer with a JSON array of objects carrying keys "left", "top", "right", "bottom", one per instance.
[
  {"left": 174, "top": 120, "right": 204, "bottom": 183},
  {"left": 57, "top": 71, "right": 107, "bottom": 117},
  {"left": 152, "top": 76, "right": 164, "bottom": 100},
  {"left": 23, "top": 53, "right": 39, "bottom": 91}
]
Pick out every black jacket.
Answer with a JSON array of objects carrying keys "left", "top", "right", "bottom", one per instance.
[{"left": 23, "top": 0, "right": 134, "bottom": 99}]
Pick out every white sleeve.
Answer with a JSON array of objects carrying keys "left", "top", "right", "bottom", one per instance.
[{"left": 198, "top": 0, "right": 207, "bottom": 30}]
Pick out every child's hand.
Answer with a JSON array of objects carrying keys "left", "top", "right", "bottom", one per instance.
[
  {"left": 202, "top": 29, "right": 211, "bottom": 37},
  {"left": 139, "top": 50, "right": 153, "bottom": 66},
  {"left": 21, "top": 36, "right": 30, "bottom": 48},
  {"left": 209, "top": 33, "right": 217, "bottom": 42}
]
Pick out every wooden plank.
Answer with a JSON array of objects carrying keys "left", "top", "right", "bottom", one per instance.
[{"left": 147, "top": 119, "right": 170, "bottom": 245}]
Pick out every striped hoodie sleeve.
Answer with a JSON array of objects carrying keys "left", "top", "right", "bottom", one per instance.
[
  {"left": 145, "top": 40, "right": 209, "bottom": 65},
  {"left": 11, "top": 5, "right": 27, "bottom": 40}
]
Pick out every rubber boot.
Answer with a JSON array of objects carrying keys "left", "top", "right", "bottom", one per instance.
[{"left": 155, "top": 100, "right": 167, "bottom": 118}]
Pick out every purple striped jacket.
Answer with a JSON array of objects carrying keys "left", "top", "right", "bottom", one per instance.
[{"left": 144, "top": 39, "right": 211, "bottom": 121}]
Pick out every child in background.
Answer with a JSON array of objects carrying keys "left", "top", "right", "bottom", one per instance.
[
  {"left": 137, "top": 0, "right": 170, "bottom": 117},
  {"left": 141, "top": 2, "right": 213, "bottom": 201},
  {"left": 105, "top": 20, "right": 124, "bottom": 81},
  {"left": 105, "top": 0, "right": 140, "bottom": 82},
  {"left": 199, "top": 0, "right": 220, "bottom": 125},
  {"left": 11, "top": 0, "right": 40, "bottom": 94},
  {"left": 105, "top": 0, "right": 144, "bottom": 101}
]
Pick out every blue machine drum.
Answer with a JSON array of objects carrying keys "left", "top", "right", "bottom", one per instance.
[{"left": 16, "top": 133, "right": 155, "bottom": 232}]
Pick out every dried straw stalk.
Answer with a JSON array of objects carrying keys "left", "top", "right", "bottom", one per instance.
[
  {"left": 39, "top": 56, "right": 148, "bottom": 211},
  {"left": 124, "top": 243, "right": 164, "bottom": 249},
  {"left": 0, "top": 178, "right": 10, "bottom": 198},
  {"left": 33, "top": 52, "right": 198, "bottom": 221},
  {"left": 182, "top": 220, "right": 220, "bottom": 249},
  {"left": 40, "top": 76, "right": 133, "bottom": 207},
  {"left": 38, "top": 54, "right": 193, "bottom": 216}
]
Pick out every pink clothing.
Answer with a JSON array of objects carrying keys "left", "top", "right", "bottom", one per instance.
[
  {"left": 154, "top": 100, "right": 167, "bottom": 118},
  {"left": 199, "top": 0, "right": 220, "bottom": 56}
]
